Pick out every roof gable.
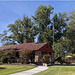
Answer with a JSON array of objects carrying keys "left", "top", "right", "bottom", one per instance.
[{"left": 39, "top": 43, "right": 55, "bottom": 53}]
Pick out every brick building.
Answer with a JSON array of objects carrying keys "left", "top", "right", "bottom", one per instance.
[{"left": 0, "top": 42, "right": 55, "bottom": 63}]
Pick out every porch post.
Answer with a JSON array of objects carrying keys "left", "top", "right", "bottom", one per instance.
[
  {"left": 35, "top": 51, "right": 42, "bottom": 63},
  {"left": 51, "top": 53, "right": 54, "bottom": 62}
]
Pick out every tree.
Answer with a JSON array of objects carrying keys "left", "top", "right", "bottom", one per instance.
[
  {"left": 52, "top": 12, "right": 69, "bottom": 42},
  {"left": 51, "top": 12, "right": 70, "bottom": 58},
  {"left": 62, "top": 37, "right": 72, "bottom": 53},
  {"left": 8, "top": 16, "right": 36, "bottom": 44},
  {"left": 33, "top": 5, "right": 54, "bottom": 45},
  {"left": 66, "top": 10, "right": 75, "bottom": 52},
  {"left": 33, "top": 5, "right": 68, "bottom": 46},
  {"left": 0, "top": 30, "right": 16, "bottom": 46},
  {"left": 53, "top": 42, "right": 64, "bottom": 58},
  {"left": 19, "top": 49, "right": 32, "bottom": 64},
  {"left": 0, "top": 16, "right": 36, "bottom": 45},
  {"left": 54, "top": 36, "right": 72, "bottom": 59}
]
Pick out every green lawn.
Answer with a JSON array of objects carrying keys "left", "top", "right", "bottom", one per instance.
[
  {"left": 34, "top": 66, "right": 75, "bottom": 75},
  {"left": 0, "top": 65, "right": 35, "bottom": 75}
]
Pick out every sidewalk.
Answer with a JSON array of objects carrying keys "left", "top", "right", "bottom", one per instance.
[{"left": 10, "top": 66, "right": 48, "bottom": 75}]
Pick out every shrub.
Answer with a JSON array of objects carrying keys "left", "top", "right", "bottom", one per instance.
[
  {"left": 0, "top": 50, "right": 3, "bottom": 61},
  {"left": 0, "top": 49, "right": 16, "bottom": 63},
  {"left": 72, "top": 54, "right": 75, "bottom": 59},
  {"left": 3, "top": 49, "right": 16, "bottom": 63},
  {"left": 3, "top": 49, "right": 16, "bottom": 57},
  {"left": 43, "top": 54, "right": 50, "bottom": 64},
  {"left": 19, "top": 49, "right": 32, "bottom": 64},
  {"left": 2, "top": 57, "right": 8, "bottom": 63}
]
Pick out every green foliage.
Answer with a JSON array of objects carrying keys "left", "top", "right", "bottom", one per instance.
[
  {"left": 0, "top": 50, "right": 3, "bottom": 58},
  {"left": 60, "top": 37, "right": 72, "bottom": 53},
  {"left": 43, "top": 54, "right": 50, "bottom": 64},
  {"left": 33, "top": 5, "right": 54, "bottom": 45},
  {"left": 72, "top": 54, "right": 75, "bottom": 59},
  {"left": 65, "top": 53, "right": 72, "bottom": 56},
  {"left": 54, "top": 37, "right": 72, "bottom": 58},
  {"left": 19, "top": 49, "right": 32, "bottom": 64},
  {"left": 2, "top": 57, "right": 8, "bottom": 63},
  {"left": 0, "top": 49, "right": 16, "bottom": 63},
  {"left": 69, "top": 10, "right": 75, "bottom": 20},
  {"left": 0, "top": 16, "right": 36, "bottom": 45},
  {"left": 65, "top": 11, "right": 75, "bottom": 52},
  {"left": 0, "top": 30, "right": 16, "bottom": 46},
  {"left": 7, "top": 16, "right": 35, "bottom": 44},
  {"left": 33, "top": 5, "right": 53, "bottom": 27},
  {"left": 0, "top": 5, "right": 74, "bottom": 59},
  {"left": 0, "top": 50, "right": 3, "bottom": 62},
  {"left": 3, "top": 49, "right": 16, "bottom": 58},
  {"left": 52, "top": 12, "right": 68, "bottom": 42},
  {"left": 53, "top": 42, "right": 64, "bottom": 58}
]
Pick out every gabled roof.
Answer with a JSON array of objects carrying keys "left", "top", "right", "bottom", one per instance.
[{"left": 0, "top": 42, "right": 55, "bottom": 53}]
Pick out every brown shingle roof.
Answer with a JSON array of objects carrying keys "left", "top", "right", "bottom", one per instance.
[{"left": 0, "top": 42, "right": 55, "bottom": 53}]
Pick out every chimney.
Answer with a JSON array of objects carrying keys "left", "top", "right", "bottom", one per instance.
[{"left": 24, "top": 39, "right": 33, "bottom": 43}]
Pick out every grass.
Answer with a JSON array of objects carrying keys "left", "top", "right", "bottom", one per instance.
[
  {"left": 34, "top": 65, "right": 75, "bottom": 75},
  {"left": 0, "top": 65, "right": 35, "bottom": 75}
]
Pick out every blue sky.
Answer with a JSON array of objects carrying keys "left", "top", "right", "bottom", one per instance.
[{"left": 0, "top": 1, "right": 75, "bottom": 46}]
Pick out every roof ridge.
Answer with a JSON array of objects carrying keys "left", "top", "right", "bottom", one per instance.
[
  {"left": 0, "top": 42, "right": 48, "bottom": 48},
  {"left": 0, "top": 44, "right": 21, "bottom": 48}
]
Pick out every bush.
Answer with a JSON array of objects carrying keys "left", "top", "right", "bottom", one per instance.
[
  {"left": 19, "top": 49, "right": 32, "bottom": 64},
  {"left": 0, "top": 50, "right": 3, "bottom": 62},
  {"left": 43, "top": 54, "right": 50, "bottom": 64},
  {"left": 3, "top": 49, "right": 16, "bottom": 63},
  {"left": 0, "top": 49, "right": 16, "bottom": 63},
  {"left": 2, "top": 57, "right": 8, "bottom": 63},
  {"left": 72, "top": 54, "right": 75, "bottom": 59}
]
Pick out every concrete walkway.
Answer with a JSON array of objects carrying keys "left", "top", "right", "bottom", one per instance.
[{"left": 10, "top": 66, "right": 48, "bottom": 75}]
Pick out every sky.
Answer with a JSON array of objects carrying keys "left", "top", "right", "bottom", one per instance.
[{"left": 0, "top": 1, "right": 75, "bottom": 46}]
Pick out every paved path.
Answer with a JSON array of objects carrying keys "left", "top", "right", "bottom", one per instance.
[{"left": 10, "top": 66, "right": 48, "bottom": 75}]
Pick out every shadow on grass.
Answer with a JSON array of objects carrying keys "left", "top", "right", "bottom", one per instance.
[
  {"left": 52, "top": 64, "right": 75, "bottom": 66},
  {"left": 0, "top": 67, "right": 6, "bottom": 69}
]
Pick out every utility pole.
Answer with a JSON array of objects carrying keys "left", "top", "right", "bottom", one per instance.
[
  {"left": 52, "top": 25, "right": 55, "bottom": 50},
  {"left": 53, "top": 30, "right": 54, "bottom": 50}
]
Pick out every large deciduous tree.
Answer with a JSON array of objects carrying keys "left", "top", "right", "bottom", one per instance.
[
  {"left": 66, "top": 10, "right": 75, "bottom": 52},
  {"left": 33, "top": 5, "right": 54, "bottom": 45},
  {"left": 33, "top": 5, "right": 68, "bottom": 47},
  {"left": 52, "top": 12, "right": 69, "bottom": 58},
  {"left": 53, "top": 42, "right": 64, "bottom": 58},
  {"left": 53, "top": 37, "right": 72, "bottom": 59},
  {"left": 0, "top": 30, "right": 16, "bottom": 46},
  {"left": 0, "top": 16, "right": 36, "bottom": 45},
  {"left": 52, "top": 12, "right": 69, "bottom": 42},
  {"left": 0, "top": 4, "right": 74, "bottom": 59}
]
